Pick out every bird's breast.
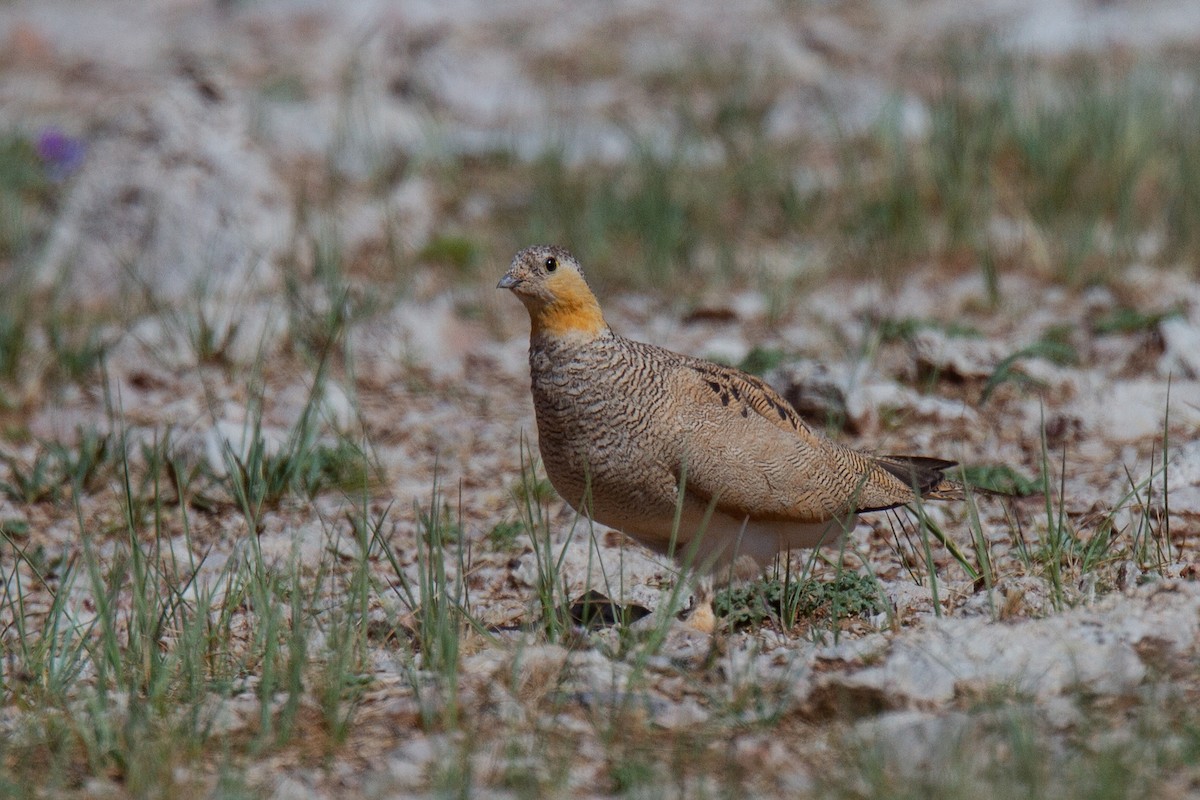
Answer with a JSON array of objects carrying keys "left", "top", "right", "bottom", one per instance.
[{"left": 525, "top": 339, "right": 680, "bottom": 519}]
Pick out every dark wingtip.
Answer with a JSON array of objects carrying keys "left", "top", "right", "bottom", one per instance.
[
  {"left": 877, "top": 455, "right": 1028, "bottom": 501},
  {"left": 877, "top": 455, "right": 961, "bottom": 497}
]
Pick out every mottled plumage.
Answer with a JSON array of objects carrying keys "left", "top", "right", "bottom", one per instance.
[{"left": 499, "top": 244, "right": 964, "bottom": 575}]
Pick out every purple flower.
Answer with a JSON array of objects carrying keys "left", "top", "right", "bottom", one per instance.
[{"left": 34, "top": 127, "right": 85, "bottom": 181}]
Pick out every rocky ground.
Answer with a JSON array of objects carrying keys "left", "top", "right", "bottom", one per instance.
[{"left": 1, "top": 1, "right": 1200, "bottom": 797}]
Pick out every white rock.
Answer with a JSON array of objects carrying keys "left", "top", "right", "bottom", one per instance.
[
  {"left": 1159, "top": 316, "right": 1200, "bottom": 379},
  {"left": 849, "top": 381, "right": 979, "bottom": 428},
  {"left": 374, "top": 735, "right": 439, "bottom": 792},
  {"left": 1064, "top": 377, "right": 1200, "bottom": 443},
  {"left": 730, "top": 291, "right": 768, "bottom": 320},
  {"left": 808, "top": 582, "right": 1200, "bottom": 709},
  {"left": 698, "top": 333, "right": 751, "bottom": 367},
  {"left": 766, "top": 359, "right": 851, "bottom": 426},
  {"left": 884, "top": 581, "right": 936, "bottom": 617},
  {"left": 318, "top": 381, "right": 358, "bottom": 433},
  {"left": 353, "top": 297, "right": 479, "bottom": 383},
  {"left": 387, "top": 176, "right": 437, "bottom": 252},
  {"left": 1165, "top": 440, "right": 1200, "bottom": 515},
  {"left": 202, "top": 419, "right": 289, "bottom": 478},
  {"left": 850, "top": 710, "right": 972, "bottom": 778},
  {"left": 653, "top": 696, "right": 710, "bottom": 729},
  {"left": 910, "top": 329, "right": 1009, "bottom": 379},
  {"left": 257, "top": 523, "right": 331, "bottom": 572},
  {"left": 37, "top": 83, "right": 290, "bottom": 309}
]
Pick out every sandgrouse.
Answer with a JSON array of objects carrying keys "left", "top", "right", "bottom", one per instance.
[{"left": 499, "top": 244, "right": 964, "bottom": 577}]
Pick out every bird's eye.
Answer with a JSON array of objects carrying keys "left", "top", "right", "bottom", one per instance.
[{"left": 544, "top": 257, "right": 558, "bottom": 272}]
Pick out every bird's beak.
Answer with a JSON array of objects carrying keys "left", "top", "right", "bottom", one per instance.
[{"left": 497, "top": 273, "right": 519, "bottom": 290}]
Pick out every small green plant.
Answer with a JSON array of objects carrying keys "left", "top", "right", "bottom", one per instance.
[
  {"left": 737, "top": 345, "right": 788, "bottom": 376},
  {"left": 189, "top": 310, "right": 241, "bottom": 367},
  {"left": 714, "top": 570, "right": 883, "bottom": 630},
  {"left": 0, "top": 130, "right": 62, "bottom": 259},
  {"left": 1090, "top": 305, "right": 1184, "bottom": 335},
  {"left": 0, "top": 447, "right": 62, "bottom": 504},
  {"left": 486, "top": 519, "right": 524, "bottom": 550},
  {"left": 50, "top": 428, "right": 117, "bottom": 494},
  {"left": 259, "top": 72, "right": 308, "bottom": 102},
  {"left": 418, "top": 233, "right": 482, "bottom": 273},
  {"left": 221, "top": 428, "right": 377, "bottom": 517},
  {"left": 875, "top": 316, "right": 982, "bottom": 344},
  {"left": 222, "top": 429, "right": 300, "bottom": 516},
  {"left": 609, "top": 755, "right": 658, "bottom": 795},
  {"left": 958, "top": 463, "right": 1041, "bottom": 497},
  {"left": 299, "top": 438, "right": 381, "bottom": 498},
  {"left": 511, "top": 461, "right": 556, "bottom": 507},
  {"left": 44, "top": 317, "right": 109, "bottom": 383},
  {"left": 0, "top": 312, "right": 29, "bottom": 385},
  {"left": 981, "top": 327, "right": 1079, "bottom": 403},
  {"left": 417, "top": 500, "right": 464, "bottom": 547}
]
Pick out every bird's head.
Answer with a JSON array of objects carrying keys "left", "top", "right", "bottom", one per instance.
[{"left": 498, "top": 245, "right": 608, "bottom": 340}]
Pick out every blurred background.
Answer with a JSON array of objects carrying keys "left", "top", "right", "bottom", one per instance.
[{"left": 4, "top": 0, "right": 1200, "bottom": 335}]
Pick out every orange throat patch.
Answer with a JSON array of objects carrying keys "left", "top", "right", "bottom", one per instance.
[{"left": 529, "top": 280, "right": 607, "bottom": 340}]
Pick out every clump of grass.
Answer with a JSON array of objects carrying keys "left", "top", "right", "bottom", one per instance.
[
  {"left": 0, "top": 311, "right": 28, "bottom": 387},
  {"left": 0, "top": 428, "right": 120, "bottom": 504},
  {"left": 0, "top": 294, "right": 112, "bottom": 400},
  {"left": 0, "top": 447, "right": 62, "bottom": 504},
  {"left": 185, "top": 306, "right": 244, "bottom": 367},
  {"left": 281, "top": 225, "right": 382, "bottom": 363},
  {"left": 0, "top": 414, "right": 402, "bottom": 791},
  {"left": 512, "top": 438, "right": 577, "bottom": 642},
  {"left": 377, "top": 481, "right": 475, "bottom": 728},
  {"left": 297, "top": 438, "right": 382, "bottom": 498},
  {"left": 44, "top": 315, "right": 110, "bottom": 383},
  {"left": 218, "top": 280, "right": 380, "bottom": 523},
  {"left": 222, "top": 423, "right": 381, "bottom": 525},
  {"left": 1004, "top": 407, "right": 1183, "bottom": 610}
]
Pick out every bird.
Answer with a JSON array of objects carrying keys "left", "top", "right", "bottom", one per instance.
[{"left": 498, "top": 244, "right": 965, "bottom": 579}]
